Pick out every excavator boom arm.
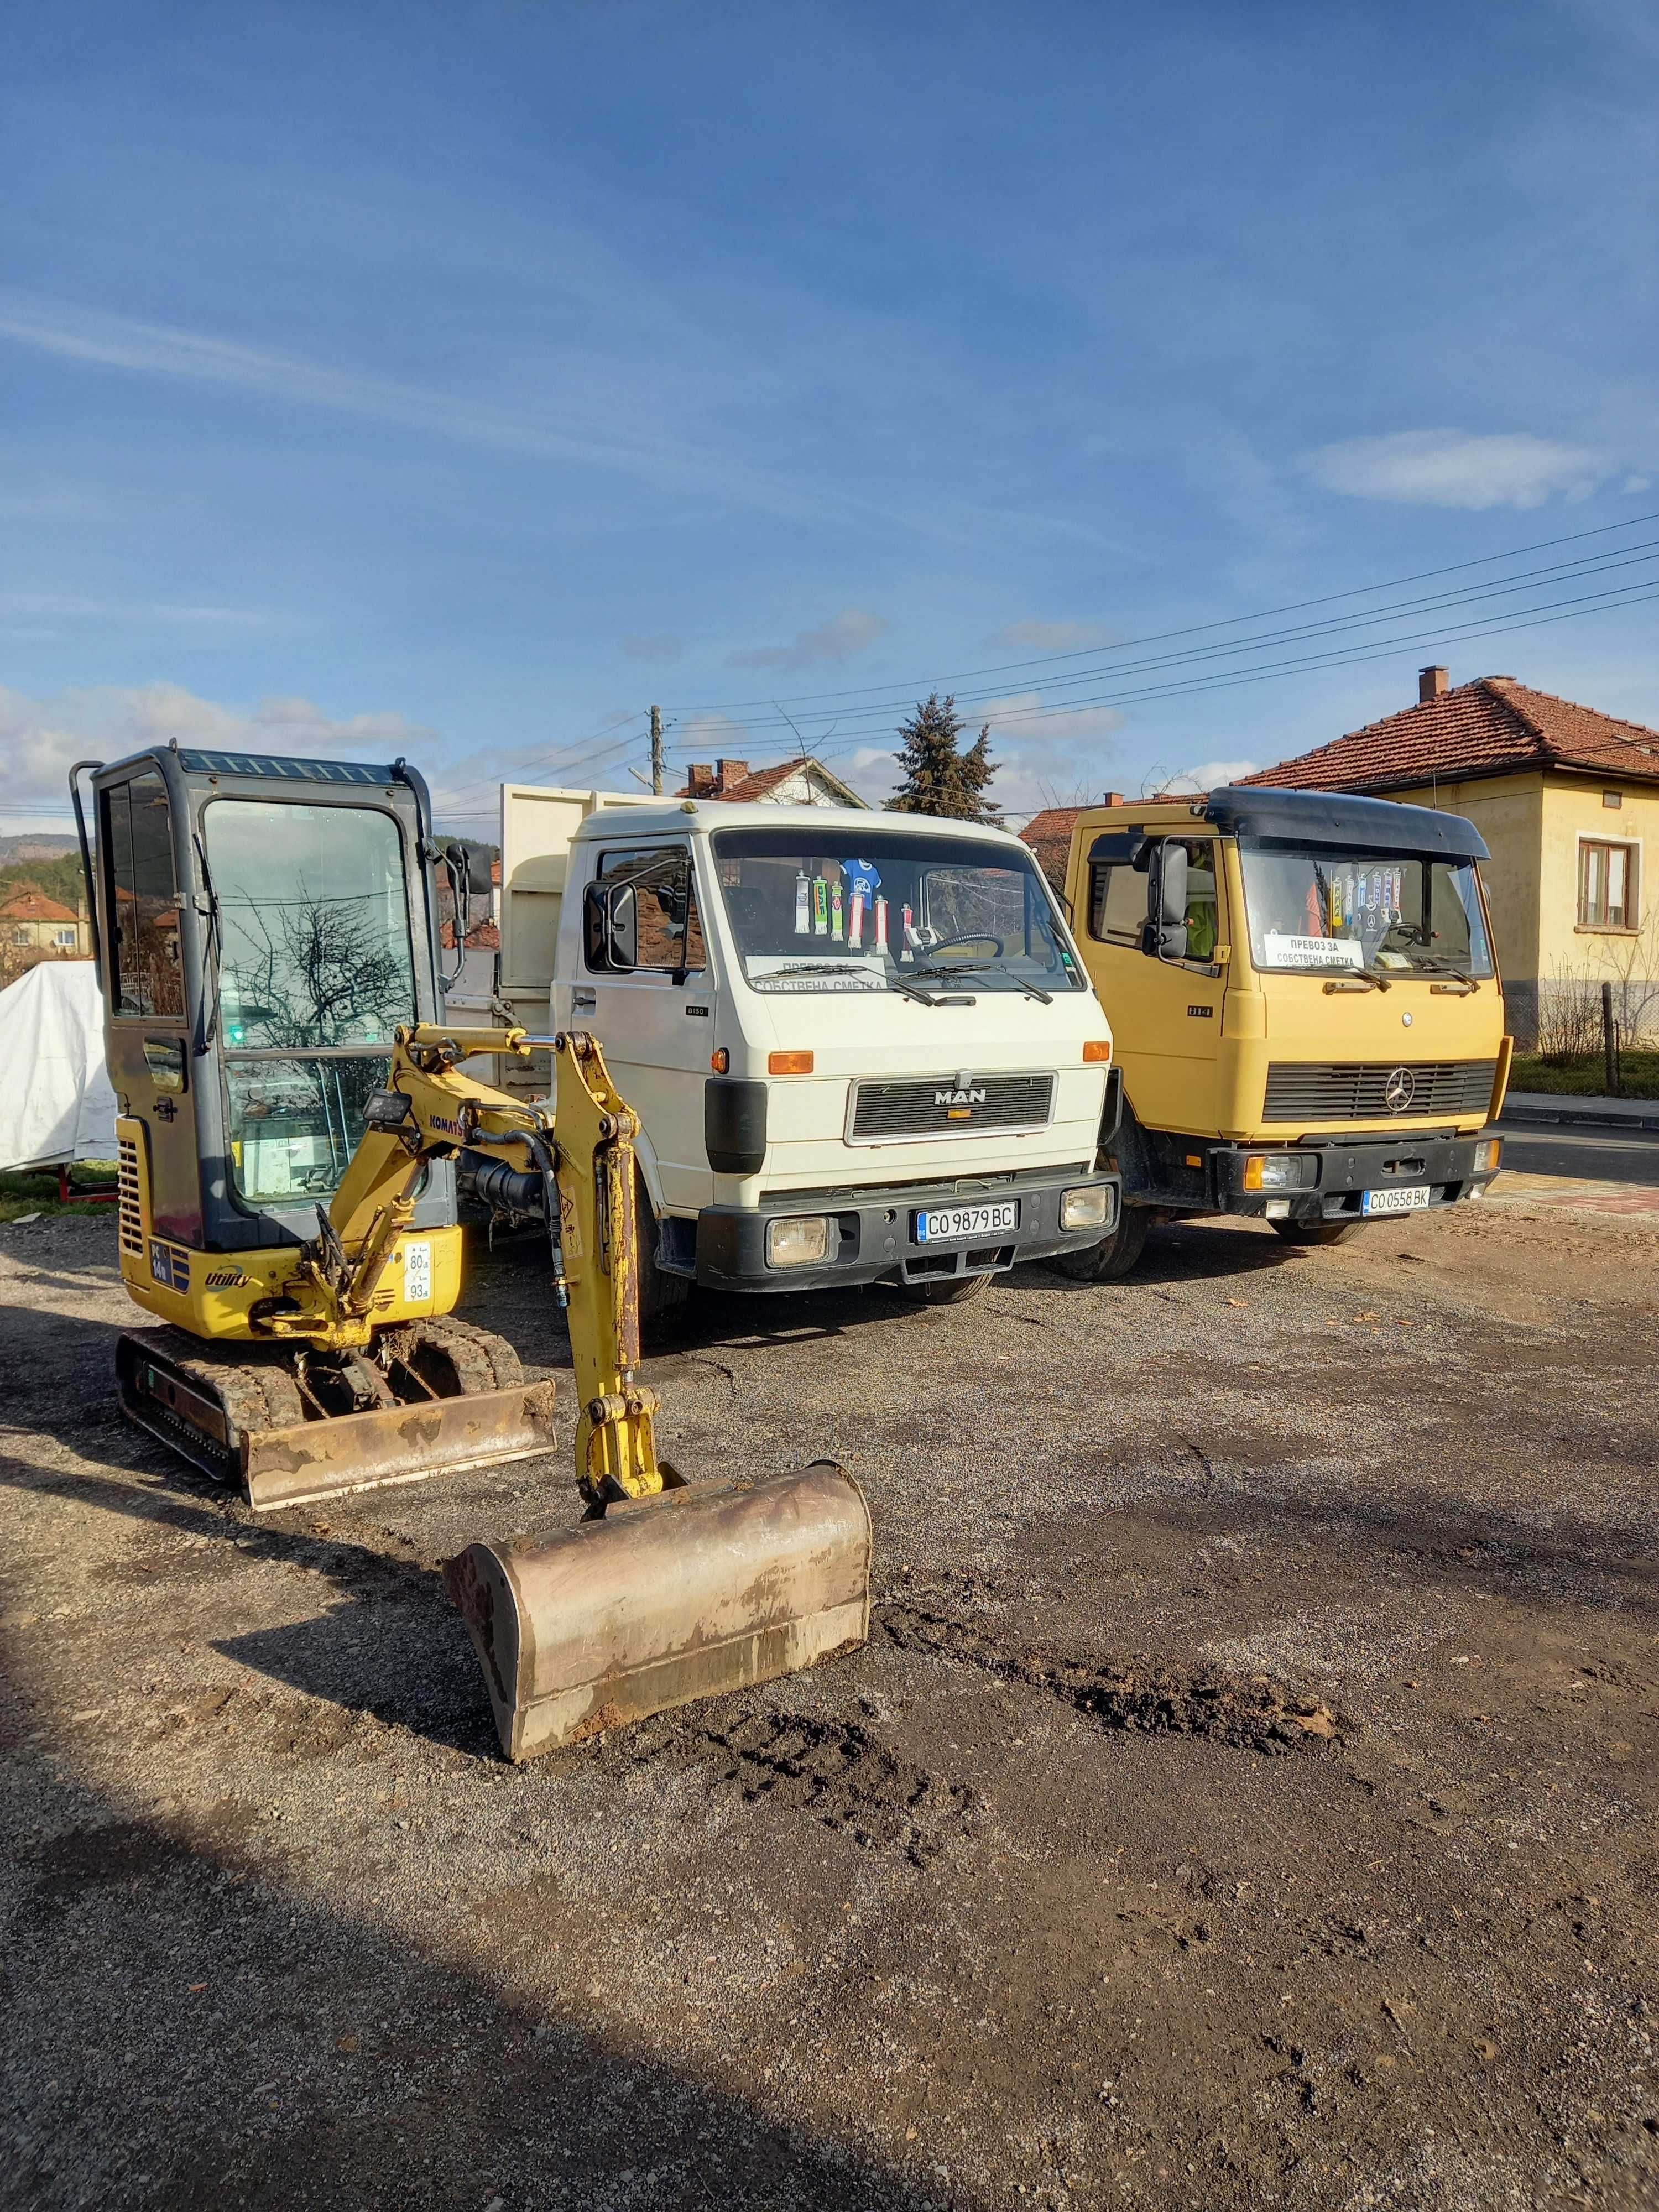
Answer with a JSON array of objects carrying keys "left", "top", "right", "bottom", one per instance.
[{"left": 325, "top": 1023, "right": 664, "bottom": 1503}]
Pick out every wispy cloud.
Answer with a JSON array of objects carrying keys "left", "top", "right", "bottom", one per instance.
[
  {"left": 0, "top": 592, "right": 263, "bottom": 628},
  {"left": 1164, "top": 756, "right": 1261, "bottom": 793},
  {"left": 727, "top": 608, "right": 889, "bottom": 672},
  {"left": 987, "top": 618, "right": 1123, "bottom": 654},
  {"left": 0, "top": 681, "right": 434, "bottom": 813},
  {"left": 1301, "top": 429, "right": 1608, "bottom": 511},
  {"left": 620, "top": 633, "right": 684, "bottom": 665},
  {"left": 980, "top": 692, "right": 1126, "bottom": 747},
  {"left": 0, "top": 291, "right": 882, "bottom": 528}
]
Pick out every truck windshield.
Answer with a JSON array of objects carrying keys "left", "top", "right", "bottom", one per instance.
[
  {"left": 1238, "top": 843, "right": 1494, "bottom": 978},
  {"left": 708, "top": 825, "right": 1086, "bottom": 995},
  {"left": 202, "top": 799, "right": 418, "bottom": 1205}
]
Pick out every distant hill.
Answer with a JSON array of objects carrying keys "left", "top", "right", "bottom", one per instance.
[{"left": 0, "top": 833, "right": 79, "bottom": 863}]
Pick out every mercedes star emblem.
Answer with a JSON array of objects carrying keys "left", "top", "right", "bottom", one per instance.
[{"left": 1384, "top": 1065, "right": 1417, "bottom": 1114}]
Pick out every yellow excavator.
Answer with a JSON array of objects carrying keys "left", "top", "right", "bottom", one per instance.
[{"left": 71, "top": 744, "right": 870, "bottom": 1761}]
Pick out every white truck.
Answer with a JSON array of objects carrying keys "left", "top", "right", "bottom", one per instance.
[{"left": 489, "top": 783, "right": 1120, "bottom": 1307}]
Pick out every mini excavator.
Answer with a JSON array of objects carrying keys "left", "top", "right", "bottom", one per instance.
[{"left": 72, "top": 745, "right": 870, "bottom": 1760}]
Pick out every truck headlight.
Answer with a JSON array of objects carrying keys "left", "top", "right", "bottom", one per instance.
[
  {"left": 765, "top": 1215, "right": 831, "bottom": 1268},
  {"left": 1242, "top": 1152, "right": 1317, "bottom": 1191},
  {"left": 1473, "top": 1138, "right": 1501, "bottom": 1175},
  {"left": 1061, "top": 1185, "right": 1111, "bottom": 1230}
]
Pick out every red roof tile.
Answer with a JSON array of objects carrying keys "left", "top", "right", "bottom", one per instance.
[
  {"left": 0, "top": 889, "right": 79, "bottom": 923},
  {"left": 1018, "top": 806, "right": 1084, "bottom": 889},
  {"left": 1239, "top": 677, "right": 1659, "bottom": 795},
  {"left": 675, "top": 755, "right": 865, "bottom": 805}
]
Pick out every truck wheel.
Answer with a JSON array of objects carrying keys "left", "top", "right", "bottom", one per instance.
[
  {"left": 1272, "top": 1219, "right": 1363, "bottom": 1248},
  {"left": 637, "top": 1172, "right": 692, "bottom": 1328},
  {"left": 898, "top": 1272, "right": 992, "bottom": 1306},
  {"left": 1051, "top": 1207, "right": 1150, "bottom": 1282}
]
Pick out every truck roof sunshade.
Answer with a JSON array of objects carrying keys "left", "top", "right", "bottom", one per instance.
[
  {"left": 1202, "top": 785, "right": 1489, "bottom": 862},
  {"left": 1086, "top": 830, "right": 1148, "bottom": 864}
]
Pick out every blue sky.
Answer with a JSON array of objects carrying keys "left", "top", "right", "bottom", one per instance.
[{"left": 2, "top": 0, "right": 1656, "bottom": 833}]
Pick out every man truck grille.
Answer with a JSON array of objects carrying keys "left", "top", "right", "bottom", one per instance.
[
  {"left": 848, "top": 1072, "right": 1056, "bottom": 1141},
  {"left": 1263, "top": 1060, "right": 1498, "bottom": 1121}
]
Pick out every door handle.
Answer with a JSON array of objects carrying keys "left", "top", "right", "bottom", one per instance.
[{"left": 571, "top": 988, "right": 597, "bottom": 1011}]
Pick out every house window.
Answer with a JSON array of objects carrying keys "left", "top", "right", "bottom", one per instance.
[
  {"left": 53, "top": 928, "right": 77, "bottom": 948},
  {"left": 1579, "top": 839, "right": 1637, "bottom": 930}
]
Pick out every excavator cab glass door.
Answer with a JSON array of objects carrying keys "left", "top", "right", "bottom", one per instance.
[{"left": 202, "top": 798, "right": 418, "bottom": 1206}]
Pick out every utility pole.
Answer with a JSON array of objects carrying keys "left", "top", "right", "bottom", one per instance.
[{"left": 650, "top": 705, "right": 664, "bottom": 796}]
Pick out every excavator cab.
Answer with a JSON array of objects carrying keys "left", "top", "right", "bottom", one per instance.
[
  {"left": 71, "top": 745, "right": 871, "bottom": 1759},
  {"left": 71, "top": 743, "right": 551, "bottom": 1500}
]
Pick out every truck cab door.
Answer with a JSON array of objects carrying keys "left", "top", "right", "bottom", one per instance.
[
  {"left": 562, "top": 839, "right": 716, "bottom": 1216},
  {"left": 1083, "top": 833, "right": 1227, "bottom": 1136}
]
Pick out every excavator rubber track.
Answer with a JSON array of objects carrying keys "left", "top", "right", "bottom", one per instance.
[{"left": 116, "top": 1320, "right": 558, "bottom": 1513}]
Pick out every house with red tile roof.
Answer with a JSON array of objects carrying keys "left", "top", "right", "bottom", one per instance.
[
  {"left": 1240, "top": 668, "right": 1659, "bottom": 1046},
  {"left": 676, "top": 755, "right": 867, "bottom": 807},
  {"left": 1019, "top": 795, "right": 1126, "bottom": 891},
  {"left": 1, "top": 885, "right": 88, "bottom": 955}
]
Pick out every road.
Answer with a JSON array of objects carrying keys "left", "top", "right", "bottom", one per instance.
[
  {"left": 1498, "top": 1118, "right": 1659, "bottom": 1187},
  {"left": 3, "top": 1198, "right": 1658, "bottom": 2211}
]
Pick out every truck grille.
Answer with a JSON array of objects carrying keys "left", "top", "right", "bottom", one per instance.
[
  {"left": 848, "top": 1072, "right": 1055, "bottom": 1141},
  {"left": 1263, "top": 1060, "right": 1498, "bottom": 1122}
]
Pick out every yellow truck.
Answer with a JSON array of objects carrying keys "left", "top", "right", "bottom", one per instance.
[{"left": 1054, "top": 786, "right": 1512, "bottom": 1276}]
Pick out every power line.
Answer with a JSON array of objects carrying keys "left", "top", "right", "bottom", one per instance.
[
  {"left": 661, "top": 504, "right": 1659, "bottom": 722},
  {"left": 655, "top": 551, "right": 1659, "bottom": 742}
]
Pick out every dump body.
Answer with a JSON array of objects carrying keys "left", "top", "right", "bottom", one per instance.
[
  {"left": 1061, "top": 787, "right": 1512, "bottom": 1238},
  {"left": 497, "top": 789, "right": 1120, "bottom": 1295}
]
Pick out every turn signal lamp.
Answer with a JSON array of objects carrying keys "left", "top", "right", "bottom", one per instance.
[
  {"left": 710, "top": 1047, "right": 731, "bottom": 1073},
  {"left": 1473, "top": 1137, "right": 1502, "bottom": 1174},
  {"left": 1242, "top": 1153, "right": 1317, "bottom": 1192},
  {"left": 1083, "top": 1040, "right": 1112, "bottom": 1063},
  {"left": 768, "top": 1051, "right": 814, "bottom": 1075}
]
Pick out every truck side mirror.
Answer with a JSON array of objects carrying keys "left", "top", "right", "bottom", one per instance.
[
  {"left": 584, "top": 880, "right": 638, "bottom": 972},
  {"left": 1141, "top": 843, "right": 1190, "bottom": 961}
]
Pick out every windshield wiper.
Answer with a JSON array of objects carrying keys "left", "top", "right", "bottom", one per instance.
[
  {"left": 756, "top": 960, "right": 951, "bottom": 1008},
  {"left": 1418, "top": 958, "right": 1480, "bottom": 989},
  {"left": 911, "top": 961, "right": 1053, "bottom": 1004},
  {"left": 1323, "top": 966, "right": 1390, "bottom": 992}
]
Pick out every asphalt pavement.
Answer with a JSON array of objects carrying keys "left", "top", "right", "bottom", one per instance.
[{"left": 1497, "top": 1121, "right": 1659, "bottom": 1186}]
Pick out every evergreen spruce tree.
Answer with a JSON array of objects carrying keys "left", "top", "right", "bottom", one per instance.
[{"left": 888, "top": 692, "right": 1001, "bottom": 821}]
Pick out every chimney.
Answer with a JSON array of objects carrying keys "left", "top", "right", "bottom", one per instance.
[
  {"left": 1100, "top": 790, "right": 1124, "bottom": 807},
  {"left": 687, "top": 762, "right": 715, "bottom": 797},
  {"left": 717, "top": 758, "right": 749, "bottom": 795},
  {"left": 1418, "top": 665, "right": 1449, "bottom": 703}
]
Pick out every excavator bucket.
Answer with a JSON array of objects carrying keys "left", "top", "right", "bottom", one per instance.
[
  {"left": 116, "top": 1325, "right": 559, "bottom": 1512},
  {"left": 445, "top": 1460, "right": 872, "bottom": 1760}
]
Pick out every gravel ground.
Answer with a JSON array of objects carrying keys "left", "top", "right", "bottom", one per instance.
[{"left": 2, "top": 1188, "right": 1658, "bottom": 2212}]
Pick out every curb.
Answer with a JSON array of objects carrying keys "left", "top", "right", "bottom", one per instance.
[{"left": 1500, "top": 1100, "right": 1659, "bottom": 1135}]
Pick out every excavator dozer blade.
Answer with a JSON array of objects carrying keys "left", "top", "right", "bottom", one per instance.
[
  {"left": 241, "top": 1384, "right": 560, "bottom": 1512},
  {"left": 445, "top": 1460, "right": 872, "bottom": 1760}
]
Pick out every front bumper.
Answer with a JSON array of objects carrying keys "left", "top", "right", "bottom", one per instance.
[
  {"left": 691, "top": 1165, "right": 1121, "bottom": 1293},
  {"left": 1211, "top": 1131, "right": 1499, "bottom": 1223}
]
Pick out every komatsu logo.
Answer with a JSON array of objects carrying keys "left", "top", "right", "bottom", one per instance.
[
  {"left": 429, "top": 1113, "right": 465, "bottom": 1138},
  {"left": 935, "top": 1085, "right": 987, "bottom": 1107}
]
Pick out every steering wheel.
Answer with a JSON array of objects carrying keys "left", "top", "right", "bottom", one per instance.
[{"left": 921, "top": 932, "right": 1004, "bottom": 961}]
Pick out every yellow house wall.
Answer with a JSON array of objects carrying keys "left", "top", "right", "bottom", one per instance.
[{"left": 1532, "top": 773, "right": 1659, "bottom": 990}]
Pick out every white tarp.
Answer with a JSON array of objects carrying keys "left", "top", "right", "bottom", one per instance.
[{"left": 0, "top": 961, "right": 119, "bottom": 1172}]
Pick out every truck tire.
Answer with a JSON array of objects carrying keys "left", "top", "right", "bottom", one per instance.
[
  {"left": 1051, "top": 1206, "right": 1150, "bottom": 1282},
  {"left": 897, "top": 1272, "right": 992, "bottom": 1306},
  {"left": 1272, "top": 1218, "right": 1364, "bottom": 1248},
  {"left": 636, "top": 1171, "right": 692, "bottom": 1329}
]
